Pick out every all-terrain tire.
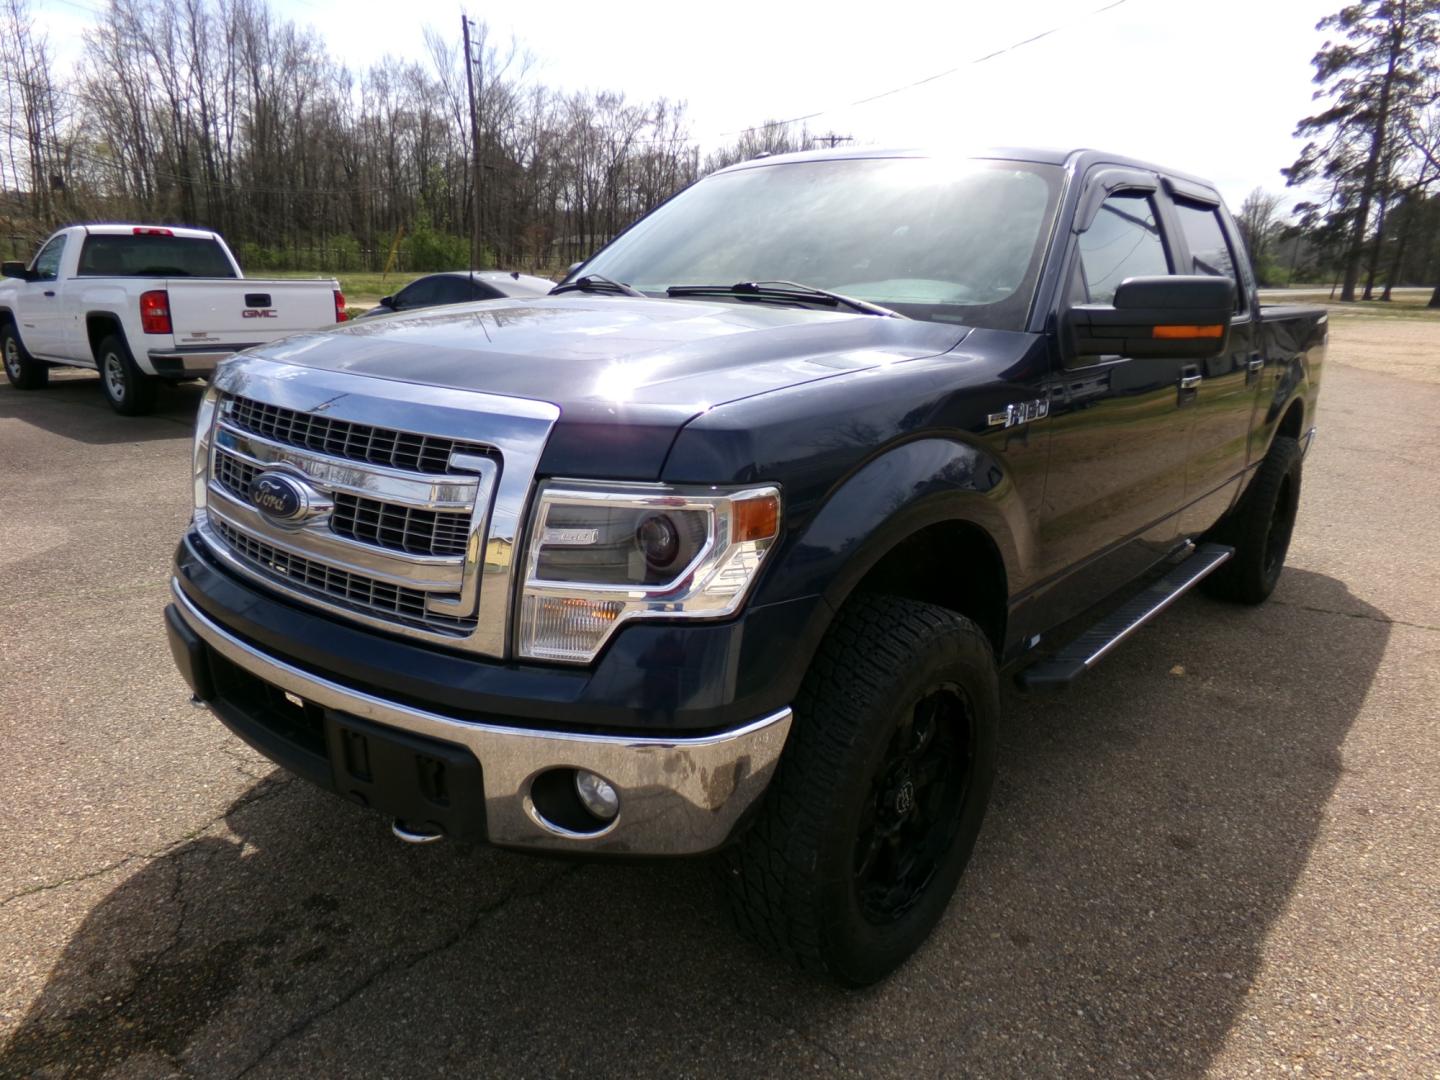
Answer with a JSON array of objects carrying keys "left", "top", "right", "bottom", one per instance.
[
  {"left": 2, "top": 322, "right": 48, "bottom": 389},
  {"left": 96, "top": 333, "right": 158, "bottom": 416},
  {"left": 1202, "top": 435, "right": 1302, "bottom": 605},
  {"left": 721, "top": 594, "right": 999, "bottom": 986}
]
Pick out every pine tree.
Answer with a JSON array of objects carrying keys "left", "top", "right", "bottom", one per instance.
[{"left": 1285, "top": 1, "right": 1440, "bottom": 301}]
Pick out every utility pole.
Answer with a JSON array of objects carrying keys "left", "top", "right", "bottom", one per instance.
[
  {"left": 461, "top": 14, "right": 483, "bottom": 270},
  {"left": 812, "top": 132, "right": 853, "bottom": 150}
]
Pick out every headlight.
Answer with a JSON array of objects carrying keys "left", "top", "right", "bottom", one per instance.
[
  {"left": 517, "top": 482, "right": 781, "bottom": 663},
  {"left": 192, "top": 382, "right": 222, "bottom": 515}
]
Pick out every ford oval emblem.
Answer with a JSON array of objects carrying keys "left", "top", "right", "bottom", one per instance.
[{"left": 250, "top": 472, "right": 308, "bottom": 522}]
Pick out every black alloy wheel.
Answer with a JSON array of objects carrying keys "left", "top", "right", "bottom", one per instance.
[
  {"left": 854, "top": 683, "right": 976, "bottom": 925},
  {"left": 722, "top": 594, "right": 998, "bottom": 986}
]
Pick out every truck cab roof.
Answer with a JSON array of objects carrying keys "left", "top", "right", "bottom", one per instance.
[
  {"left": 56, "top": 223, "right": 225, "bottom": 242},
  {"left": 713, "top": 145, "right": 1222, "bottom": 195}
]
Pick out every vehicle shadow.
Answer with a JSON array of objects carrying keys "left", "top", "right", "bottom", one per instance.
[
  {"left": 0, "top": 371, "right": 202, "bottom": 444},
  {"left": 0, "top": 569, "right": 1382, "bottom": 1078}
]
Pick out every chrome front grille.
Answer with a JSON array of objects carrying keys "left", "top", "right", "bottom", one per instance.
[
  {"left": 214, "top": 449, "right": 259, "bottom": 499},
  {"left": 330, "top": 492, "right": 471, "bottom": 557},
  {"left": 214, "top": 521, "right": 474, "bottom": 630},
  {"left": 196, "top": 357, "right": 559, "bottom": 658},
  {"left": 212, "top": 446, "right": 471, "bottom": 559},
  {"left": 228, "top": 394, "right": 485, "bottom": 474}
]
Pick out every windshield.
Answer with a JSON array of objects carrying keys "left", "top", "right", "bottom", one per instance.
[
  {"left": 582, "top": 157, "right": 1062, "bottom": 330},
  {"left": 76, "top": 234, "right": 237, "bottom": 278}
]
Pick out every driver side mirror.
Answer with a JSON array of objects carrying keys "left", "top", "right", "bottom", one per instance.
[
  {"left": 2, "top": 261, "right": 29, "bottom": 280},
  {"left": 379, "top": 295, "right": 394, "bottom": 308},
  {"left": 1063, "top": 275, "right": 1234, "bottom": 365}
]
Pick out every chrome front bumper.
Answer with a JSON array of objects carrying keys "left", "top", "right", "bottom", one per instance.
[{"left": 170, "top": 582, "right": 792, "bottom": 855}]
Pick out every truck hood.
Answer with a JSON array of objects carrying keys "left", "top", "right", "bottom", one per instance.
[{"left": 251, "top": 295, "right": 969, "bottom": 479}]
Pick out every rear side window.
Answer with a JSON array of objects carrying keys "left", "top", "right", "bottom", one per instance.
[
  {"left": 1173, "top": 200, "right": 1244, "bottom": 313},
  {"left": 77, "top": 235, "right": 236, "bottom": 278},
  {"left": 430, "top": 277, "right": 479, "bottom": 304},
  {"left": 1077, "top": 192, "right": 1170, "bottom": 304},
  {"left": 395, "top": 278, "right": 441, "bottom": 308}
]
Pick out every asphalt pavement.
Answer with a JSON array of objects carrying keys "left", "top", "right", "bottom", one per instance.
[{"left": 1, "top": 327, "right": 1437, "bottom": 1079}]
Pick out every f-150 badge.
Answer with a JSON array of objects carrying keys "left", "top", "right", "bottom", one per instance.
[{"left": 987, "top": 399, "right": 1050, "bottom": 429}]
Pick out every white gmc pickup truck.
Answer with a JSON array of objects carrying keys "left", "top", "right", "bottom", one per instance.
[{"left": 0, "top": 224, "right": 345, "bottom": 415}]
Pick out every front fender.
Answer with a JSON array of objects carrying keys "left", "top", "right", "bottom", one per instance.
[{"left": 754, "top": 436, "right": 1024, "bottom": 612}]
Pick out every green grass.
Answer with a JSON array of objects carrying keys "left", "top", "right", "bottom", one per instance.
[{"left": 265, "top": 270, "right": 411, "bottom": 306}]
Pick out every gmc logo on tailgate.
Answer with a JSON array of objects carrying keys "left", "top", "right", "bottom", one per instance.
[{"left": 242, "top": 308, "right": 278, "bottom": 318}]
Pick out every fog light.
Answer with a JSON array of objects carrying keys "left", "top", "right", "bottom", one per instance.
[{"left": 574, "top": 770, "right": 620, "bottom": 821}]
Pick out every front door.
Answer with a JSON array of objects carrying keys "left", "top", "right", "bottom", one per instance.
[
  {"left": 13, "top": 234, "right": 69, "bottom": 358},
  {"left": 1035, "top": 181, "right": 1196, "bottom": 620}
]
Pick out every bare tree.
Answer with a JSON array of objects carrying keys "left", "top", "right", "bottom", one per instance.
[
  {"left": 5, "top": 0, "right": 707, "bottom": 272},
  {"left": 0, "top": 0, "right": 70, "bottom": 227},
  {"left": 1285, "top": 0, "right": 1440, "bottom": 301},
  {"left": 1237, "top": 188, "right": 1285, "bottom": 266}
]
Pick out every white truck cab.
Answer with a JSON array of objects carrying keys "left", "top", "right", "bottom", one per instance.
[{"left": 1, "top": 224, "right": 345, "bottom": 415}]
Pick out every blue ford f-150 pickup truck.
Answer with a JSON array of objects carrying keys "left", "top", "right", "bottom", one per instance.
[{"left": 165, "top": 147, "right": 1325, "bottom": 985}]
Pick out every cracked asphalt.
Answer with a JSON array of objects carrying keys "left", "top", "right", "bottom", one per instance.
[{"left": 2, "top": 317, "right": 1438, "bottom": 1078}]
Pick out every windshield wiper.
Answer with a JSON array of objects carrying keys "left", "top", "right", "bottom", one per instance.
[
  {"left": 665, "top": 280, "right": 906, "bottom": 318},
  {"left": 550, "top": 273, "right": 647, "bottom": 298}
]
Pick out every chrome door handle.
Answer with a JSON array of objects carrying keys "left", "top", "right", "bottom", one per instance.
[
  {"left": 1247, "top": 357, "right": 1264, "bottom": 373},
  {"left": 1179, "top": 374, "right": 1202, "bottom": 390}
]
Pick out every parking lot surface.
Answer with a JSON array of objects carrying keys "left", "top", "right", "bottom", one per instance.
[{"left": 2, "top": 320, "right": 1437, "bottom": 1078}]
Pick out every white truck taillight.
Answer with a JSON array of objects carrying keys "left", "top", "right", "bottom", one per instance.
[
  {"left": 334, "top": 290, "right": 348, "bottom": 322},
  {"left": 139, "top": 289, "right": 172, "bottom": 334}
]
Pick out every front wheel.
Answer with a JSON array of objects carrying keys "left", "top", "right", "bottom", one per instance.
[
  {"left": 96, "top": 334, "right": 157, "bottom": 416},
  {"left": 722, "top": 595, "right": 999, "bottom": 986},
  {"left": 2, "top": 323, "right": 48, "bottom": 389}
]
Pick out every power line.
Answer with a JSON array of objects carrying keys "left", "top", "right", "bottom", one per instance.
[
  {"left": 35, "top": 0, "right": 107, "bottom": 16},
  {"left": 718, "top": 0, "right": 1135, "bottom": 139}
]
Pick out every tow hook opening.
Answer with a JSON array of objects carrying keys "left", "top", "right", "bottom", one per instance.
[
  {"left": 528, "top": 767, "right": 620, "bottom": 837},
  {"left": 391, "top": 819, "right": 445, "bottom": 844}
]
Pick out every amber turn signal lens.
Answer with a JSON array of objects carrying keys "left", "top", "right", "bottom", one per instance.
[
  {"left": 1153, "top": 324, "right": 1224, "bottom": 339},
  {"left": 733, "top": 494, "right": 780, "bottom": 542}
]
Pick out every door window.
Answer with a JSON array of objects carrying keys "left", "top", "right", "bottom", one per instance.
[
  {"left": 1173, "top": 200, "right": 1245, "bottom": 313},
  {"left": 1077, "top": 192, "right": 1170, "bottom": 304},
  {"left": 31, "top": 236, "right": 66, "bottom": 282}
]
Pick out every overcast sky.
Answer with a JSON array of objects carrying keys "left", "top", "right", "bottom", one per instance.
[{"left": 34, "top": 0, "right": 1340, "bottom": 211}]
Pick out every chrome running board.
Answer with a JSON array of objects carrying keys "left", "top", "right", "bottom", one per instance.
[{"left": 1016, "top": 543, "right": 1234, "bottom": 692}]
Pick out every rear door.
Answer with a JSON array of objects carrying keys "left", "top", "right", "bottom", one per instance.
[
  {"left": 1036, "top": 172, "right": 1196, "bottom": 616},
  {"left": 1167, "top": 184, "right": 1258, "bottom": 536}
]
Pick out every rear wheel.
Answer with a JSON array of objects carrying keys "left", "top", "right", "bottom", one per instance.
[
  {"left": 96, "top": 333, "right": 157, "bottom": 416},
  {"left": 722, "top": 595, "right": 998, "bottom": 986},
  {"left": 2, "top": 323, "right": 48, "bottom": 389},
  {"left": 1202, "top": 435, "right": 1302, "bottom": 604}
]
